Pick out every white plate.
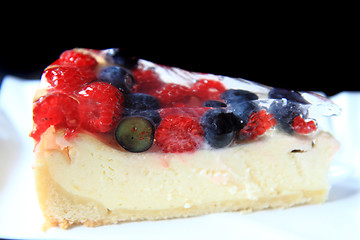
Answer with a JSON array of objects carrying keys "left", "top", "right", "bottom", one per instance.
[{"left": 0, "top": 76, "right": 359, "bottom": 240}]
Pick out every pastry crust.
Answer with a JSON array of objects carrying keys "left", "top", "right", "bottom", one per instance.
[{"left": 34, "top": 129, "right": 339, "bottom": 229}]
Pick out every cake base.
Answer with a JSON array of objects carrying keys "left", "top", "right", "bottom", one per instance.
[{"left": 33, "top": 129, "right": 339, "bottom": 229}]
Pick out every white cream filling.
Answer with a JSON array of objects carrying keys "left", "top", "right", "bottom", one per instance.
[{"left": 35, "top": 129, "right": 338, "bottom": 211}]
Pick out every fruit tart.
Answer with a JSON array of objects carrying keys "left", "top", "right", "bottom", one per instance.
[{"left": 31, "top": 48, "right": 340, "bottom": 229}]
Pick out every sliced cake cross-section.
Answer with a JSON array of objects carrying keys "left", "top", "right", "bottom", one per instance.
[{"left": 31, "top": 48, "right": 340, "bottom": 229}]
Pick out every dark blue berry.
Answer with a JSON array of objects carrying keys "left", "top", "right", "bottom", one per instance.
[
  {"left": 220, "top": 89, "right": 258, "bottom": 105},
  {"left": 202, "top": 100, "right": 227, "bottom": 108},
  {"left": 229, "top": 101, "right": 260, "bottom": 126},
  {"left": 122, "top": 109, "right": 161, "bottom": 127},
  {"left": 115, "top": 116, "right": 155, "bottom": 152},
  {"left": 268, "top": 100, "right": 308, "bottom": 133},
  {"left": 98, "top": 65, "right": 135, "bottom": 93},
  {"left": 123, "top": 93, "right": 161, "bottom": 127},
  {"left": 105, "top": 48, "right": 138, "bottom": 69},
  {"left": 200, "top": 109, "right": 238, "bottom": 148},
  {"left": 124, "top": 93, "right": 160, "bottom": 110},
  {"left": 268, "top": 88, "right": 309, "bottom": 104}
]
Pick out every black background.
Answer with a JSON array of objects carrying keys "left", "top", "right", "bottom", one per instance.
[{"left": 0, "top": 9, "right": 355, "bottom": 97}]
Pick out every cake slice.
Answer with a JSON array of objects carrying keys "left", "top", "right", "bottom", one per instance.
[{"left": 31, "top": 48, "right": 340, "bottom": 229}]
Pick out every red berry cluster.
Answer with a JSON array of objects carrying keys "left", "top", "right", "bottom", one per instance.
[
  {"left": 59, "top": 50, "right": 98, "bottom": 68},
  {"left": 132, "top": 68, "right": 164, "bottom": 93},
  {"left": 192, "top": 79, "right": 226, "bottom": 100},
  {"left": 239, "top": 109, "right": 277, "bottom": 140},
  {"left": 153, "top": 84, "right": 191, "bottom": 105},
  {"left": 155, "top": 114, "right": 204, "bottom": 153},
  {"left": 76, "top": 82, "right": 124, "bottom": 133},
  {"left": 133, "top": 68, "right": 226, "bottom": 108},
  {"left": 31, "top": 50, "right": 124, "bottom": 141},
  {"left": 43, "top": 67, "right": 97, "bottom": 94},
  {"left": 291, "top": 116, "right": 317, "bottom": 134}
]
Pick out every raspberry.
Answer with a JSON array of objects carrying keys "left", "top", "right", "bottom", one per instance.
[
  {"left": 132, "top": 68, "right": 160, "bottom": 84},
  {"left": 155, "top": 114, "right": 204, "bottom": 153},
  {"left": 191, "top": 79, "right": 226, "bottom": 100},
  {"left": 59, "top": 50, "right": 98, "bottom": 68},
  {"left": 239, "top": 109, "right": 277, "bottom": 140},
  {"left": 152, "top": 84, "right": 191, "bottom": 106},
  {"left": 64, "top": 127, "right": 80, "bottom": 140},
  {"left": 291, "top": 116, "right": 317, "bottom": 134},
  {"left": 44, "top": 66, "right": 96, "bottom": 94},
  {"left": 76, "top": 82, "right": 124, "bottom": 133},
  {"left": 132, "top": 68, "right": 164, "bottom": 93},
  {"left": 31, "top": 93, "right": 79, "bottom": 141}
]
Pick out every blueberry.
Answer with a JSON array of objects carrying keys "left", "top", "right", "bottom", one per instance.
[
  {"left": 229, "top": 101, "right": 260, "bottom": 126},
  {"left": 105, "top": 48, "right": 138, "bottom": 69},
  {"left": 122, "top": 108, "right": 161, "bottom": 127},
  {"left": 115, "top": 116, "right": 155, "bottom": 153},
  {"left": 202, "top": 100, "right": 227, "bottom": 108},
  {"left": 268, "top": 88, "right": 310, "bottom": 133},
  {"left": 200, "top": 109, "right": 238, "bottom": 148},
  {"left": 268, "top": 88, "right": 309, "bottom": 104},
  {"left": 124, "top": 93, "right": 160, "bottom": 110},
  {"left": 220, "top": 89, "right": 258, "bottom": 105},
  {"left": 123, "top": 93, "right": 161, "bottom": 127},
  {"left": 268, "top": 100, "right": 308, "bottom": 133},
  {"left": 98, "top": 65, "right": 135, "bottom": 93},
  {"left": 220, "top": 89, "right": 260, "bottom": 127}
]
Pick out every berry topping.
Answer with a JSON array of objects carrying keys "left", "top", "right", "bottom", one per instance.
[
  {"left": 76, "top": 82, "right": 124, "bottom": 133},
  {"left": 59, "top": 50, "right": 98, "bottom": 68},
  {"left": 31, "top": 48, "right": 329, "bottom": 154},
  {"left": 268, "top": 88, "right": 309, "bottom": 104},
  {"left": 220, "top": 89, "right": 258, "bottom": 105},
  {"left": 291, "top": 116, "right": 317, "bottom": 134},
  {"left": 152, "top": 84, "right": 191, "bottom": 106},
  {"left": 31, "top": 93, "right": 79, "bottom": 141},
  {"left": 44, "top": 66, "right": 97, "bottom": 94},
  {"left": 191, "top": 79, "right": 226, "bottom": 100},
  {"left": 115, "top": 117, "right": 155, "bottom": 153},
  {"left": 105, "top": 48, "right": 138, "bottom": 69},
  {"left": 124, "top": 93, "right": 160, "bottom": 110},
  {"left": 98, "top": 65, "right": 135, "bottom": 93},
  {"left": 155, "top": 114, "right": 204, "bottom": 153},
  {"left": 200, "top": 109, "right": 237, "bottom": 148},
  {"left": 239, "top": 109, "right": 277, "bottom": 140}
]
